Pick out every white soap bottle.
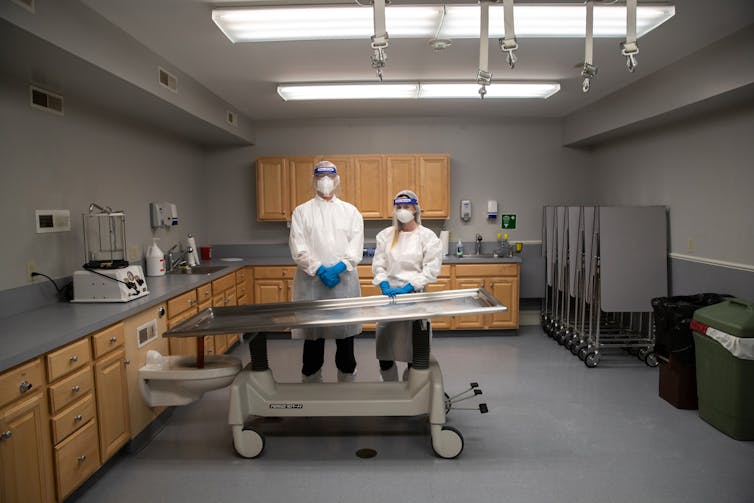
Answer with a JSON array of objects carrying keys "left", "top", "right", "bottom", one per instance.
[{"left": 146, "top": 238, "right": 165, "bottom": 276}]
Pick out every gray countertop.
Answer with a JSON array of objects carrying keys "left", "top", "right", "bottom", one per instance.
[{"left": 0, "top": 255, "right": 522, "bottom": 372}]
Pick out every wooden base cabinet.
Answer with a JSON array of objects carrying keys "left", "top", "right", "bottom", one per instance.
[{"left": 93, "top": 348, "right": 130, "bottom": 462}]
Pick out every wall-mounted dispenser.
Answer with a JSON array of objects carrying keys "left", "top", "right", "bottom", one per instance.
[
  {"left": 487, "top": 200, "right": 498, "bottom": 221},
  {"left": 150, "top": 202, "right": 179, "bottom": 229},
  {"left": 460, "top": 200, "right": 471, "bottom": 222}
]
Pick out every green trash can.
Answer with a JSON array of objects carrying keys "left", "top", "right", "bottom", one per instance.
[{"left": 691, "top": 298, "right": 754, "bottom": 440}]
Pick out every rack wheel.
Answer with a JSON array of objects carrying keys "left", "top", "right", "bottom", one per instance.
[
  {"left": 432, "top": 426, "right": 464, "bottom": 459},
  {"left": 570, "top": 343, "right": 580, "bottom": 355},
  {"left": 233, "top": 428, "right": 265, "bottom": 458},
  {"left": 584, "top": 352, "right": 600, "bottom": 368},
  {"left": 637, "top": 347, "right": 650, "bottom": 361},
  {"left": 644, "top": 352, "right": 659, "bottom": 368},
  {"left": 578, "top": 347, "right": 588, "bottom": 361}
]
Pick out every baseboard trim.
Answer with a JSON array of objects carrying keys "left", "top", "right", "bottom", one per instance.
[{"left": 670, "top": 253, "right": 754, "bottom": 273}]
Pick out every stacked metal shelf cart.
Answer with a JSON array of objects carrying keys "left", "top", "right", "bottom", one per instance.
[{"left": 541, "top": 205, "right": 667, "bottom": 368}]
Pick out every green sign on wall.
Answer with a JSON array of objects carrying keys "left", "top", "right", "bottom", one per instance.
[{"left": 501, "top": 214, "right": 517, "bottom": 229}]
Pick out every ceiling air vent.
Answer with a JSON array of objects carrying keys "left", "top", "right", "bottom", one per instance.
[
  {"left": 158, "top": 67, "right": 177, "bottom": 93},
  {"left": 11, "top": 0, "right": 35, "bottom": 13},
  {"left": 226, "top": 110, "right": 238, "bottom": 127},
  {"left": 29, "top": 86, "right": 63, "bottom": 115}
]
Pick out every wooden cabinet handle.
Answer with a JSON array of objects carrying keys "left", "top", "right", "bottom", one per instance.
[{"left": 71, "top": 385, "right": 81, "bottom": 393}]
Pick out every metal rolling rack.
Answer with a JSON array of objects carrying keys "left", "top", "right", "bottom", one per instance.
[{"left": 542, "top": 205, "right": 667, "bottom": 368}]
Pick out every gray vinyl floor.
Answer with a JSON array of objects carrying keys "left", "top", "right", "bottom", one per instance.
[{"left": 75, "top": 327, "right": 754, "bottom": 503}]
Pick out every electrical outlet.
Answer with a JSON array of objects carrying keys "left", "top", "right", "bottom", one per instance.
[
  {"left": 128, "top": 246, "right": 138, "bottom": 261},
  {"left": 27, "top": 261, "right": 36, "bottom": 282}
]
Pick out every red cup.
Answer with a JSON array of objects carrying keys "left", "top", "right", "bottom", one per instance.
[{"left": 200, "top": 246, "right": 212, "bottom": 261}]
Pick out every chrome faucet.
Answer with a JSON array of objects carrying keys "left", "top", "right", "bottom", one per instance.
[
  {"left": 474, "top": 234, "right": 483, "bottom": 255},
  {"left": 166, "top": 245, "right": 193, "bottom": 272}
]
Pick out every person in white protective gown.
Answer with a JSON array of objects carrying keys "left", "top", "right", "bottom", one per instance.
[
  {"left": 289, "top": 161, "right": 364, "bottom": 383},
  {"left": 372, "top": 190, "right": 443, "bottom": 381}
]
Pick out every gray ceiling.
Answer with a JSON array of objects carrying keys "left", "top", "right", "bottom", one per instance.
[{"left": 81, "top": 0, "right": 754, "bottom": 121}]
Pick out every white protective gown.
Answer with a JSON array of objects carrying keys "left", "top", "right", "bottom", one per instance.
[
  {"left": 289, "top": 195, "right": 364, "bottom": 340},
  {"left": 372, "top": 225, "right": 442, "bottom": 361}
]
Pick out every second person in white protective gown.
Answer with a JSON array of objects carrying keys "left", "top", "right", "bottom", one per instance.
[
  {"left": 289, "top": 161, "right": 364, "bottom": 383},
  {"left": 372, "top": 190, "right": 443, "bottom": 381}
]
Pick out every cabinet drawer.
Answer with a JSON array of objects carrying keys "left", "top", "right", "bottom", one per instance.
[
  {"left": 438, "top": 264, "right": 451, "bottom": 277},
  {"left": 167, "top": 290, "right": 198, "bottom": 318},
  {"left": 54, "top": 419, "right": 100, "bottom": 500},
  {"left": 47, "top": 338, "right": 92, "bottom": 383},
  {"left": 49, "top": 366, "right": 94, "bottom": 414},
  {"left": 454, "top": 263, "right": 519, "bottom": 277},
  {"left": 0, "top": 358, "right": 43, "bottom": 409},
  {"left": 357, "top": 265, "right": 372, "bottom": 278},
  {"left": 50, "top": 392, "right": 95, "bottom": 444},
  {"left": 213, "top": 293, "right": 225, "bottom": 306},
  {"left": 212, "top": 273, "right": 235, "bottom": 295},
  {"left": 167, "top": 307, "right": 199, "bottom": 329},
  {"left": 235, "top": 268, "right": 246, "bottom": 284},
  {"left": 197, "top": 283, "right": 213, "bottom": 304},
  {"left": 91, "top": 322, "right": 125, "bottom": 359},
  {"left": 253, "top": 266, "right": 297, "bottom": 279},
  {"left": 198, "top": 299, "right": 211, "bottom": 311},
  {"left": 236, "top": 280, "right": 247, "bottom": 297}
]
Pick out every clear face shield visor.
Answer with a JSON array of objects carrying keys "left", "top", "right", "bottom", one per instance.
[
  {"left": 392, "top": 195, "right": 421, "bottom": 226},
  {"left": 312, "top": 171, "right": 340, "bottom": 197}
]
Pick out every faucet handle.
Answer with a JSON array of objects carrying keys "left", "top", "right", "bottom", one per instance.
[{"left": 476, "top": 233, "right": 483, "bottom": 241}]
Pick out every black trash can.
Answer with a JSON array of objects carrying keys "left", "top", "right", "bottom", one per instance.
[{"left": 652, "top": 293, "right": 730, "bottom": 409}]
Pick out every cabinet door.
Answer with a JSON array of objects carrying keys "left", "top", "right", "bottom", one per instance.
[
  {"left": 386, "top": 155, "right": 417, "bottom": 216},
  {"left": 418, "top": 155, "right": 450, "bottom": 219},
  {"left": 289, "top": 157, "right": 319, "bottom": 212},
  {"left": 452, "top": 278, "right": 487, "bottom": 329},
  {"left": 353, "top": 156, "right": 386, "bottom": 219},
  {"left": 0, "top": 392, "right": 55, "bottom": 503},
  {"left": 94, "top": 349, "right": 130, "bottom": 463},
  {"left": 424, "top": 279, "right": 452, "bottom": 329},
  {"left": 254, "top": 279, "right": 287, "bottom": 305},
  {"left": 256, "top": 157, "right": 289, "bottom": 221},
  {"left": 487, "top": 277, "right": 520, "bottom": 329},
  {"left": 324, "top": 156, "right": 354, "bottom": 202}
]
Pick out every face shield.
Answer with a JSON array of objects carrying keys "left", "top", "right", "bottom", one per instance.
[
  {"left": 312, "top": 161, "right": 340, "bottom": 197},
  {"left": 392, "top": 190, "right": 421, "bottom": 227}
]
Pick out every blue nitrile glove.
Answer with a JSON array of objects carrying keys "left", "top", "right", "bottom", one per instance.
[
  {"left": 393, "top": 283, "right": 414, "bottom": 295},
  {"left": 321, "top": 261, "right": 347, "bottom": 286},
  {"left": 379, "top": 281, "right": 391, "bottom": 296},
  {"left": 316, "top": 265, "right": 326, "bottom": 277},
  {"left": 316, "top": 265, "right": 332, "bottom": 288}
]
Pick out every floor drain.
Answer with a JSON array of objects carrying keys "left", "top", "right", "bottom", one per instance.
[{"left": 355, "top": 448, "right": 377, "bottom": 459}]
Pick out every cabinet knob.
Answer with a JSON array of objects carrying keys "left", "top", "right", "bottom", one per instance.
[
  {"left": 74, "top": 415, "right": 83, "bottom": 422},
  {"left": 110, "top": 337, "right": 118, "bottom": 343},
  {"left": 19, "top": 380, "right": 33, "bottom": 394},
  {"left": 70, "top": 355, "right": 79, "bottom": 363},
  {"left": 71, "top": 385, "right": 81, "bottom": 393},
  {"left": 158, "top": 307, "right": 166, "bottom": 317},
  {"left": 0, "top": 431, "right": 11, "bottom": 440},
  {"left": 78, "top": 455, "right": 87, "bottom": 463},
  {"left": 124, "top": 359, "right": 131, "bottom": 365}
]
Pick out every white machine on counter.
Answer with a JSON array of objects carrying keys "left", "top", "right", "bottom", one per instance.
[{"left": 72, "top": 203, "right": 149, "bottom": 303}]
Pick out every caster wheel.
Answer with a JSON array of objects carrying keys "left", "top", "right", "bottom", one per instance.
[
  {"left": 556, "top": 332, "right": 566, "bottom": 345},
  {"left": 570, "top": 343, "right": 580, "bottom": 356},
  {"left": 637, "top": 348, "right": 650, "bottom": 360},
  {"left": 644, "top": 352, "right": 659, "bottom": 367},
  {"left": 578, "top": 348, "right": 588, "bottom": 361},
  {"left": 584, "top": 352, "right": 600, "bottom": 368},
  {"left": 432, "top": 426, "right": 464, "bottom": 459},
  {"left": 233, "top": 428, "right": 265, "bottom": 458}
]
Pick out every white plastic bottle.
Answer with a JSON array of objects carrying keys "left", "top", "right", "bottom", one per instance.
[
  {"left": 456, "top": 240, "right": 464, "bottom": 258},
  {"left": 146, "top": 238, "right": 165, "bottom": 276}
]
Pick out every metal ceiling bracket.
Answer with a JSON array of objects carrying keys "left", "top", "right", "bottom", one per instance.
[
  {"left": 371, "top": 0, "right": 389, "bottom": 81},
  {"left": 499, "top": 0, "right": 518, "bottom": 69},
  {"left": 581, "top": 0, "right": 597, "bottom": 93},
  {"left": 478, "top": 0, "right": 492, "bottom": 99},
  {"left": 622, "top": 0, "right": 639, "bottom": 73}
]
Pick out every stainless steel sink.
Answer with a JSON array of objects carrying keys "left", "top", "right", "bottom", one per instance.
[
  {"left": 169, "top": 265, "right": 228, "bottom": 275},
  {"left": 458, "top": 254, "right": 499, "bottom": 259}
]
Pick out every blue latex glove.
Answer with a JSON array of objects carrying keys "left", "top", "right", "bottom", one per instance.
[
  {"left": 321, "top": 261, "right": 347, "bottom": 287},
  {"left": 379, "top": 281, "right": 391, "bottom": 296},
  {"left": 316, "top": 265, "right": 336, "bottom": 288},
  {"left": 393, "top": 283, "right": 414, "bottom": 295}
]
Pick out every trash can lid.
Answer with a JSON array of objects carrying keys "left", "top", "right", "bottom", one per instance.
[{"left": 693, "top": 298, "right": 754, "bottom": 338}]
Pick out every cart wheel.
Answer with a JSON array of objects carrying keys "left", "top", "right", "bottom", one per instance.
[
  {"left": 578, "top": 347, "right": 588, "bottom": 361},
  {"left": 444, "top": 392, "right": 452, "bottom": 414},
  {"left": 556, "top": 331, "right": 566, "bottom": 345},
  {"left": 644, "top": 352, "right": 659, "bottom": 368},
  {"left": 432, "top": 426, "right": 464, "bottom": 459},
  {"left": 584, "top": 352, "right": 600, "bottom": 368},
  {"left": 570, "top": 343, "right": 580, "bottom": 355},
  {"left": 233, "top": 428, "right": 265, "bottom": 459},
  {"left": 637, "top": 348, "right": 650, "bottom": 361}
]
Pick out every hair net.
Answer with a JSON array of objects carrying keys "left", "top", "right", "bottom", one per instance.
[
  {"left": 392, "top": 189, "right": 421, "bottom": 226},
  {"left": 312, "top": 160, "right": 341, "bottom": 196}
]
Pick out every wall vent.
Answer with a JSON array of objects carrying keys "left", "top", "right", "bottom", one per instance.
[
  {"left": 158, "top": 67, "right": 177, "bottom": 93},
  {"left": 11, "top": 0, "right": 35, "bottom": 13},
  {"left": 29, "top": 86, "right": 64, "bottom": 115},
  {"left": 226, "top": 110, "right": 238, "bottom": 127}
]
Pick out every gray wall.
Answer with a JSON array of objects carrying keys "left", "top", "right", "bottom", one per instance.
[
  {"left": 0, "top": 72, "right": 210, "bottom": 291},
  {"left": 203, "top": 117, "right": 595, "bottom": 246}
]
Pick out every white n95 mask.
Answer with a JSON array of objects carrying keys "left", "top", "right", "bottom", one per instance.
[
  {"left": 317, "top": 177, "right": 335, "bottom": 196},
  {"left": 395, "top": 208, "right": 415, "bottom": 224}
]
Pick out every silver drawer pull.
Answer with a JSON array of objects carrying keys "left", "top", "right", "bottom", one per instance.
[
  {"left": 110, "top": 337, "right": 118, "bottom": 343},
  {"left": 70, "top": 355, "right": 79, "bottom": 363},
  {"left": 78, "top": 455, "right": 86, "bottom": 463},
  {"left": 19, "top": 381, "right": 33, "bottom": 394},
  {"left": 71, "top": 385, "right": 81, "bottom": 393},
  {"left": 0, "top": 431, "right": 11, "bottom": 440},
  {"left": 74, "top": 415, "right": 83, "bottom": 422},
  {"left": 124, "top": 359, "right": 131, "bottom": 365}
]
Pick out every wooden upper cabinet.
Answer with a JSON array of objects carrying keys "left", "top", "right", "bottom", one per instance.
[
  {"left": 289, "top": 157, "right": 319, "bottom": 212},
  {"left": 256, "top": 157, "right": 289, "bottom": 221},
  {"left": 323, "top": 155, "right": 354, "bottom": 202},
  {"left": 418, "top": 155, "right": 450, "bottom": 219},
  {"left": 353, "top": 155, "right": 386, "bottom": 219},
  {"left": 386, "top": 155, "right": 417, "bottom": 216}
]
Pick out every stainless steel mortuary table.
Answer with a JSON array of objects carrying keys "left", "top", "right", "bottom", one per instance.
[{"left": 164, "top": 289, "right": 507, "bottom": 458}]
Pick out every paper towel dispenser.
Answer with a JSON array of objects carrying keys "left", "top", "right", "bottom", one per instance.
[{"left": 150, "top": 202, "right": 178, "bottom": 229}]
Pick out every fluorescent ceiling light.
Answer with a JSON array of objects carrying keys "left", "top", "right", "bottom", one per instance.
[
  {"left": 213, "top": 3, "right": 674, "bottom": 42},
  {"left": 277, "top": 82, "right": 561, "bottom": 101}
]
